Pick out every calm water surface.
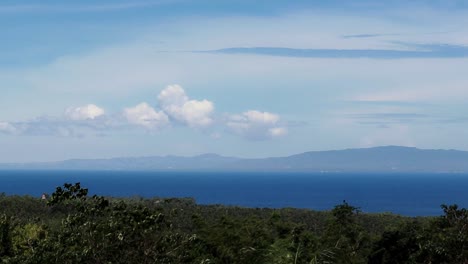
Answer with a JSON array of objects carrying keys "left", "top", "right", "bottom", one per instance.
[{"left": 1, "top": 170, "right": 467, "bottom": 216}]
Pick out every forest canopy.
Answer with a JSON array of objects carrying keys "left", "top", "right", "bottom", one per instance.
[{"left": 0, "top": 182, "right": 467, "bottom": 263}]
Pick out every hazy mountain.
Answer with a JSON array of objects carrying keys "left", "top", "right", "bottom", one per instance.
[
  {"left": 1, "top": 146, "right": 468, "bottom": 172},
  {"left": 0, "top": 153, "right": 240, "bottom": 171},
  {"left": 225, "top": 146, "right": 468, "bottom": 173}
]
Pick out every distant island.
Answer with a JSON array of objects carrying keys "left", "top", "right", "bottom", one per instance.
[{"left": 2, "top": 146, "right": 468, "bottom": 173}]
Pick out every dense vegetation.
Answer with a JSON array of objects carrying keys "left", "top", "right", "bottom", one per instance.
[{"left": 0, "top": 183, "right": 467, "bottom": 263}]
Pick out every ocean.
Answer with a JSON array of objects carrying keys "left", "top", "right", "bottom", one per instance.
[{"left": 0, "top": 170, "right": 467, "bottom": 216}]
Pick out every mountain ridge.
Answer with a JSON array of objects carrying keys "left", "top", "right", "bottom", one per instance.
[{"left": 1, "top": 146, "right": 468, "bottom": 172}]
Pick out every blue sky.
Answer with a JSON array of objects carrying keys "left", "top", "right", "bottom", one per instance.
[{"left": 1, "top": 0, "right": 468, "bottom": 162}]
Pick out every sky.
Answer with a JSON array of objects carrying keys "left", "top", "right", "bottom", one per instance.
[{"left": 1, "top": 0, "right": 468, "bottom": 162}]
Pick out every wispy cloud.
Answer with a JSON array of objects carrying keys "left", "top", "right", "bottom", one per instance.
[
  {"left": 344, "top": 112, "right": 468, "bottom": 126},
  {"left": 354, "top": 82, "right": 468, "bottom": 103},
  {"left": 345, "top": 100, "right": 431, "bottom": 107},
  {"left": 341, "top": 31, "right": 453, "bottom": 39},
  {"left": 348, "top": 113, "right": 429, "bottom": 125},
  {"left": 341, "top": 33, "right": 397, "bottom": 39},
  {"left": 206, "top": 43, "right": 468, "bottom": 59},
  {"left": 0, "top": 116, "right": 116, "bottom": 137},
  {"left": 438, "top": 117, "right": 468, "bottom": 124},
  {"left": 0, "top": 1, "right": 176, "bottom": 14}
]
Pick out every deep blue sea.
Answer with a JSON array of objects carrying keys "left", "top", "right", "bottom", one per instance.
[{"left": 1, "top": 170, "right": 467, "bottom": 216}]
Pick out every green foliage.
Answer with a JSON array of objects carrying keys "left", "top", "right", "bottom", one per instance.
[
  {"left": 0, "top": 214, "right": 14, "bottom": 259},
  {"left": 368, "top": 221, "right": 421, "bottom": 263},
  {"left": 26, "top": 183, "right": 200, "bottom": 264},
  {"left": 12, "top": 223, "right": 46, "bottom": 256},
  {"left": 415, "top": 204, "right": 468, "bottom": 263},
  {"left": 319, "top": 201, "right": 370, "bottom": 263},
  {"left": 47, "top": 182, "right": 88, "bottom": 206},
  {"left": 0, "top": 183, "right": 467, "bottom": 263}
]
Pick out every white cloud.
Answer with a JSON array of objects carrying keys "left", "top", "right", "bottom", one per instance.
[
  {"left": 226, "top": 110, "right": 288, "bottom": 140},
  {"left": 0, "top": 85, "right": 290, "bottom": 141},
  {"left": 0, "top": 122, "right": 16, "bottom": 134},
  {"left": 158, "top": 85, "right": 214, "bottom": 128},
  {"left": 65, "top": 104, "right": 105, "bottom": 120},
  {"left": 123, "top": 102, "right": 169, "bottom": 130}
]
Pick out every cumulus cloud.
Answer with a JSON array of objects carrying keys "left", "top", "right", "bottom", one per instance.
[
  {"left": 123, "top": 85, "right": 289, "bottom": 140},
  {"left": 123, "top": 102, "right": 169, "bottom": 130},
  {"left": 1, "top": 85, "right": 290, "bottom": 140},
  {"left": 158, "top": 85, "right": 214, "bottom": 128},
  {"left": 226, "top": 110, "right": 288, "bottom": 140},
  {"left": 65, "top": 104, "right": 105, "bottom": 120},
  {"left": 0, "top": 103, "right": 113, "bottom": 137}
]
